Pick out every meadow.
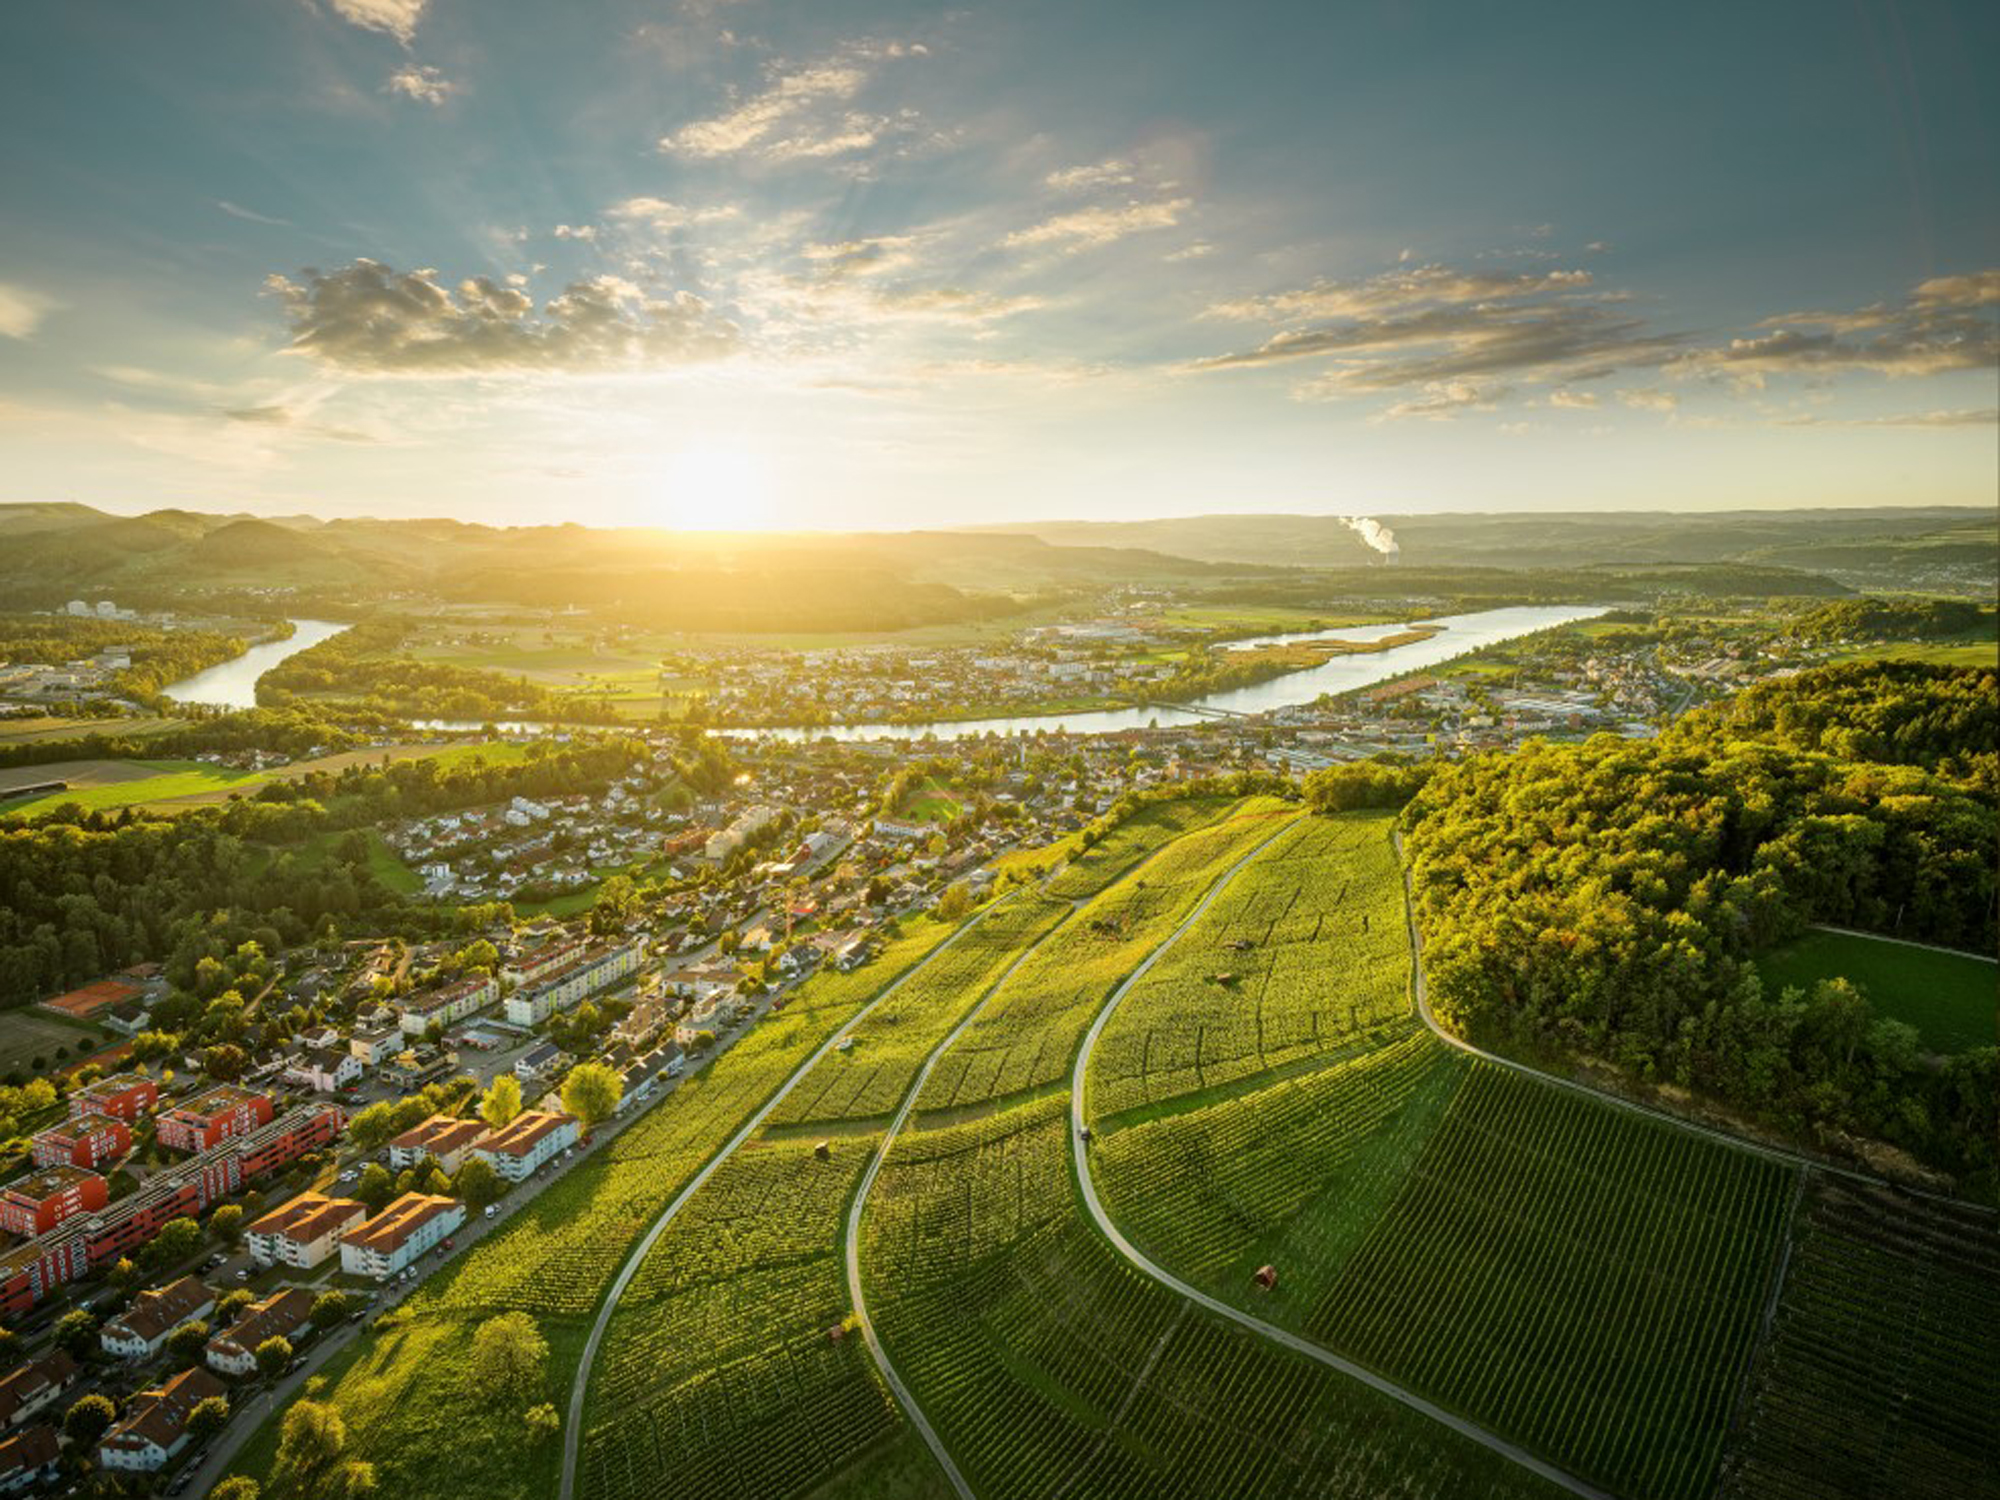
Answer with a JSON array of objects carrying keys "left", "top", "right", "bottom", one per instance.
[{"left": 1756, "top": 928, "right": 1998, "bottom": 1052}]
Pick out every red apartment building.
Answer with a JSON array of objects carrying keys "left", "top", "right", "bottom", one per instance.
[
  {"left": 66, "top": 1074, "right": 156, "bottom": 1124},
  {"left": 30, "top": 1115, "right": 131, "bottom": 1171},
  {"left": 0, "top": 1167, "right": 109, "bottom": 1238},
  {"left": 155, "top": 1085, "right": 275, "bottom": 1153}
]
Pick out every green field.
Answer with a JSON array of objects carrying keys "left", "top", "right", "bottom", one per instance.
[
  {"left": 578, "top": 893, "right": 1070, "bottom": 1500},
  {"left": 861, "top": 803, "right": 1565, "bottom": 1500},
  {"left": 0, "top": 740, "right": 535, "bottom": 819},
  {"left": 1085, "top": 812, "right": 1797, "bottom": 1500},
  {"left": 1757, "top": 928, "right": 1996, "bottom": 1052},
  {"left": 0, "top": 1008, "right": 109, "bottom": 1075}
]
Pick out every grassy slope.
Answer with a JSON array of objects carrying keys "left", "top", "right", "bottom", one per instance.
[
  {"left": 864, "top": 802, "right": 1565, "bottom": 1500},
  {"left": 1086, "top": 813, "right": 1796, "bottom": 1500},
  {"left": 1756, "top": 928, "right": 1997, "bottom": 1053}
]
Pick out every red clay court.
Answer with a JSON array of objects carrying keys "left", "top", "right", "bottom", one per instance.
[{"left": 39, "top": 978, "right": 141, "bottom": 1020}]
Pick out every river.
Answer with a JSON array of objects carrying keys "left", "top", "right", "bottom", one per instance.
[
  {"left": 726, "top": 604, "right": 1606, "bottom": 743},
  {"left": 159, "top": 618, "right": 350, "bottom": 710}
]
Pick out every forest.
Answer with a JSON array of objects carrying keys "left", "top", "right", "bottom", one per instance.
[
  {"left": 1403, "top": 663, "right": 1997, "bottom": 1191},
  {"left": 0, "top": 611, "right": 260, "bottom": 706},
  {"left": 256, "top": 617, "right": 624, "bottom": 724}
]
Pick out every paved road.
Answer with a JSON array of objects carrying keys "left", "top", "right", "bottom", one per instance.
[
  {"left": 1069, "top": 819, "right": 1619, "bottom": 1500},
  {"left": 842, "top": 903, "right": 1079, "bottom": 1500},
  {"left": 557, "top": 899, "right": 1010, "bottom": 1500}
]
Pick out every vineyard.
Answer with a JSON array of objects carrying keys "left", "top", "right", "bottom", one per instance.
[
  {"left": 576, "top": 879, "right": 1085, "bottom": 1500},
  {"left": 1082, "top": 811, "right": 1798, "bottom": 1500},
  {"left": 1720, "top": 1176, "right": 2000, "bottom": 1500},
  {"left": 859, "top": 807, "right": 1568, "bottom": 1500}
]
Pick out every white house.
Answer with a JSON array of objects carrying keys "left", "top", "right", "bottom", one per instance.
[
  {"left": 99, "top": 1277, "right": 215, "bottom": 1360},
  {"left": 244, "top": 1193, "right": 366, "bottom": 1271},
  {"left": 471, "top": 1111, "right": 579, "bottom": 1183},
  {"left": 338, "top": 1194, "right": 465, "bottom": 1281},
  {"left": 97, "top": 1368, "right": 225, "bottom": 1473}
]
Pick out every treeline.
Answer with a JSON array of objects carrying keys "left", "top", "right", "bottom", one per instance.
[
  {"left": 1676, "top": 661, "right": 1997, "bottom": 791},
  {"left": 0, "top": 738, "right": 643, "bottom": 1006},
  {"left": 257, "top": 617, "right": 622, "bottom": 724},
  {"left": 1403, "top": 727, "right": 1997, "bottom": 1187},
  {"left": 0, "top": 706, "right": 371, "bottom": 772},
  {"left": 1787, "top": 596, "right": 1990, "bottom": 643},
  {"left": 1196, "top": 560, "right": 1846, "bottom": 612}
]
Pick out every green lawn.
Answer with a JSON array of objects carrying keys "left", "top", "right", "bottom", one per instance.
[
  {"left": 0, "top": 758, "right": 260, "bottom": 816},
  {"left": 1758, "top": 929, "right": 1996, "bottom": 1052},
  {"left": 1836, "top": 640, "right": 1999, "bottom": 668},
  {"left": 0, "top": 1010, "right": 110, "bottom": 1074}
]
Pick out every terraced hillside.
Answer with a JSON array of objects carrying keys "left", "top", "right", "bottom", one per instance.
[
  {"left": 1083, "top": 812, "right": 1797, "bottom": 1500},
  {"left": 860, "top": 802, "right": 1567, "bottom": 1500}
]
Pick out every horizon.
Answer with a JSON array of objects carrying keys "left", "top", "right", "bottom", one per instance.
[{"left": 2, "top": 0, "right": 1996, "bottom": 530}]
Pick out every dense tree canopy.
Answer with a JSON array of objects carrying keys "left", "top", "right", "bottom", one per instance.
[{"left": 1404, "top": 706, "right": 1997, "bottom": 1188}]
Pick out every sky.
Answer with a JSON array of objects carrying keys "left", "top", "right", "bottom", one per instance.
[{"left": 0, "top": 0, "right": 1995, "bottom": 532}]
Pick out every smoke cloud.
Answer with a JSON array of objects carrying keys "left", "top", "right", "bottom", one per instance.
[{"left": 1343, "top": 515, "right": 1400, "bottom": 561}]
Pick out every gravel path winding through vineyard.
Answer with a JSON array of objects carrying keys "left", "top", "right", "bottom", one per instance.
[
  {"left": 558, "top": 899, "right": 1012, "bottom": 1500},
  {"left": 843, "top": 902, "right": 1081, "bottom": 1500},
  {"left": 1071, "top": 824, "right": 1618, "bottom": 1500}
]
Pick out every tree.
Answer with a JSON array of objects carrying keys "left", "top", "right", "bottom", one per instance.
[
  {"left": 345, "top": 1100, "right": 400, "bottom": 1152},
  {"left": 524, "top": 1402, "right": 561, "bottom": 1444},
  {"left": 144, "top": 1214, "right": 202, "bottom": 1270},
  {"left": 272, "top": 1399, "right": 375, "bottom": 1500},
  {"left": 166, "top": 1319, "right": 211, "bottom": 1366},
  {"left": 206, "top": 1043, "right": 249, "bottom": 1082},
  {"left": 256, "top": 1335, "right": 294, "bottom": 1381},
  {"left": 469, "top": 1311, "right": 548, "bottom": 1410},
  {"left": 211, "top": 1202, "right": 245, "bottom": 1242},
  {"left": 218, "top": 1287, "right": 257, "bottom": 1322},
  {"left": 63, "top": 1392, "right": 116, "bottom": 1448},
  {"left": 212, "top": 1480, "right": 261, "bottom": 1500},
  {"left": 53, "top": 1308, "right": 96, "bottom": 1359},
  {"left": 454, "top": 1156, "right": 505, "bottom": 1209},
  {"left": 588, "top": 875, "right": 639, "bottom": 936},
  {"left": 934, "top": 883, "right": 971, "bottom": 922},
  {"left": 188, "top": 1393, "right": 231, "bottom": 1443},
  {"left": 354, "top": 1163, "right": 395, "bottom": 1212},
  {"left": 560, "top": 1061, "right": 622, "bottom": 1133},
  {"left": 310, "top": 1290, "right": 351, "bottom": 1332},
  {"left": 480, "top": 1074, "right": 522, "bottom": 1131}
]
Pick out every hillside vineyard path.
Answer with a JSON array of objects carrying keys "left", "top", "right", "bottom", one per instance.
[
  {"left": 558, "top": 898, "right": 1014, "bottom": 1500},
  {"left": 1070, "top": 820, "right": 1619, "bottom": 1500}
]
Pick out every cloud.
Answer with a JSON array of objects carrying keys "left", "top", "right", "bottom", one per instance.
[
  {"left": 1045, "top": 159, "right": 1136, "bottom": 192},
  {"left": 1196, "top": 299, "right": 1680, "bottom": 388},
  {"left": 385, "top": 64, "right": 455, "bottom": 105},
  {"left": 553, "top": 224, "right": 597, "bottom": 241},
  {"left": 327, "top": 0, "right": 426, "bottom": 45},
  {"left": 217, "top": 200, "right": 293, "bottom": 228},
  {"left": 1618, "top": 388, "right": 1678, "bottom": 412},
  {"left": 0, "top": 283, "right": 58, "bottom": 339},
  {"left": 1547, "top": 389, "right": 1599, "bottom": 409},
  {"left": 220, "top": 404, "right": 378, "bottom": 443},
  {"left": 1352, "top": 380, "right": 1507, "bottom": 422},
  {"left": 606, "top": 197, "right": 741, "bottom": 233},
  {"left": 265, "top": 259, "right": 740, "bottom": 374},
  {"left": 659, "top": 44, "right": 925, "bottom": 165},
  {"left": 1777, "top": 407, "right": 1997, "bottom": 428},
  {"left": 1204, "top": 264, "right": 1594, "bottom": 322},
  {"left": 1004, "top": 197, "right": 1190, "bottom": 254},
  {"left": 1676, "top": 269, "right": 2000, "bottom": 385},
  {"left": 749, "top": 234, "right": 1042, "bottom": 329}
]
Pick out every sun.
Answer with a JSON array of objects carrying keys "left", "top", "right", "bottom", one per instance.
[{"left": 648, "top": 441, "right": 775, "bottom": 531}]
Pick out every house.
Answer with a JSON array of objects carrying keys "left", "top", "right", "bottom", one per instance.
[
  {"left": 100, "top": 1276, "right": 216, "bottom": 1359},
  {"left": 0, "top": 1425, "right": 60, "bottom": 1494},
  {"left": 284, "top": 1047, "right": 363, "bottom": 1094},
  {"left": 380, "top": 1048, "right": 455, "bottom": 1092},
  {"left": 399, "top": 974, "right": 497, "bottom": 1038},
  {"left": 662, "top": 961, "right": 738, "bottom": 1005},
  {"left": 155, "top": 1085, "right": 275, "bottom": 1153},
  {"left": 67, "top": 1073, "right": 156, "bottom": 1124},
  {"left": 244, "top": 1193, "right": 366, "bottom": 1271},
  {"left": 387, "top": 1115, "right": 487, "bottom": 1176},
  {"left": 97, "top": 1366, "right": 226, "bottom": 1472},
  {"left": 704, "top": 804, "right": 777, "bottom": 863},
  {"left": 0, "top": 1353, "right": 76, "bottom": 1431},
  {"left": 872, "top": 817, "right": 928, "bottom": 841},
  {"left": 501, "top": 937, "right": 587, "bottom": 988},
  {"left": 349, "top": 1022, "right": 402, "bottom": 1066},
  {"left": 206, "top": 1287, "right": 316, "bottom": 1376},
  {"left": 514, "top": 1042, "right": 563, "bottom": 1082},
  {"left": 339, "top": 1194, "right": 465, "bottom": 1281},
  {"left": 471, "top": 1111, "right": 579, "bottom": 1183},
  {"left": 673, "top": 998, "right": 730, "bottom": 1047},
  {"left": 0, "top": 1166, "right": 108, "bottom": 1238},
  {"left": 30, "top": 1113, "right": 130, "bottom": 1171}
]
